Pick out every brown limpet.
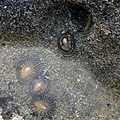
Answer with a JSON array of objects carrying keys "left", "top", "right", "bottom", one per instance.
[
  {"left": 31, "top": 94, "right": 56, "bottom": 117},
  {"left": 58, "top": 34, "right": 76, "bottom": 57},
  {"left": 29, "top": 76, "right": 49, "bottom": 95},
  {"left": 15, "top": 54, "right": 46, "bottom": 82}
]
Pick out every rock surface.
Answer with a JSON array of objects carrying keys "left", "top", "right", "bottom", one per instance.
[{"left": 0, "top": 0, "right": 120, "bottom": 120}]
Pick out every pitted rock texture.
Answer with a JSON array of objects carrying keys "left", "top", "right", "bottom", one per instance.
[{"left": 0, "top": 0, "right": 120, "bottom": 120}]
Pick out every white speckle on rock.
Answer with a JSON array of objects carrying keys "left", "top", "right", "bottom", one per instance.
[
  {"left": 12, "top": 114, "right": 23, "bottom": 120},
  {"left": 4, "top": 6, "right": 7, "bottom": 9},
  {"left": 0, "top": 115, "right": 4, "bottom": 120},
  {"left": 76, "top": 78, "right": 81, "bottom": 82},
  {"left": 0, "top": 108, "right": 4, "bottom": 120}
]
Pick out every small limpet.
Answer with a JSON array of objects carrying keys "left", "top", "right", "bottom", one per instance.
[
  {"left": 15, "top": 54, "right": 46, "bottom": 82},
  {"left": 58, "top": 34, "right": 76, "bottom": 57},
  {"left": 29, "top": 76, "right": 49, "bottom": 95},
  {"left": 31, "top": 94, "right": 56, "bottom": 118}
]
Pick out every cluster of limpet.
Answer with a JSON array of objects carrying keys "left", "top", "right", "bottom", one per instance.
[{"left": 15, "top": 54, "right": 56, "bottom": 118}]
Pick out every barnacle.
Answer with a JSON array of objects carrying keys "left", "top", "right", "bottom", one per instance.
[
  {"left": 29, "top": 76, "right": 49, "bottom": 96},
  {"left": 31, "top": 94, "right": 56, "bottom": 118},
  {"left": 58, "top": 33, "right": 76, "bottom": 57},
  {"left": 15, "top": 54, "right": 46, "bottom": 82}
]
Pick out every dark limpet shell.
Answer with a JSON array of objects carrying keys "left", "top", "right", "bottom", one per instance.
[
  {"left": 58, "top": 33, "right": 76, "bottom": 57},
  {"left": 31, "top": 94, "right": 56, "bottom": 118}
]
